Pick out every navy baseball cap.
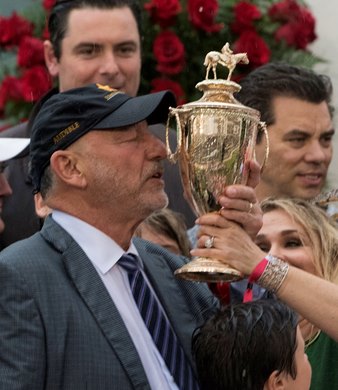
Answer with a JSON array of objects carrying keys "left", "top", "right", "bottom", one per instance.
[{"left": 30, "top": 83, "right": 176, "bottom": 191}]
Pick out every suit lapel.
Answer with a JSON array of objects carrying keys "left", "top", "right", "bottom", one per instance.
[{"left": 40, "top": 217, "right": 150, "bottom": 389}]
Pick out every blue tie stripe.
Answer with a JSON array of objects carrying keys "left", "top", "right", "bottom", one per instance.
[{"left": 119, "top": 254, "right": 198, "bottom": 390}]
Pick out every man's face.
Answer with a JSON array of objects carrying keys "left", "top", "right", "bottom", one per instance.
[
  {"left": 45, "top": 6, "right": 141, "bottom": 96},
  {"left": 256, "top": 96, "right": 334, "bottom": 200},
  {"left": 69, "top": 121, "right": 168, "bottom": 223}
]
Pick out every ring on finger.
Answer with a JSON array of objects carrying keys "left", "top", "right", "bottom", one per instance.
[
  {"left": 204, "top": 236, "right": 215, "bottom": 249},
  {"left": 248, "top": 202, "right": 254, "bottom": 214}
]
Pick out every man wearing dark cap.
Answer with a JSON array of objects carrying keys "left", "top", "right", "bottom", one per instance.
[
  {"left": 0, "top": 0, "right": 196, "bottom": 249},
  {"left": 0, "top": 82, "right": 263, "bottom": 389},
  {"left": 0, "top": 84, "right": 218, "bottom": 390}
]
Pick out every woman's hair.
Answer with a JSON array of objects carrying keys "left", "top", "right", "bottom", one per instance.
[
  {"left": 134, "top": 208, "right": 192, "bottom": 258},
  {"left": 261, "top": 197, "right": 338, "bottom": 283},
  {"left": 192, "top": 299, "right": 298, "bottom": 390}
]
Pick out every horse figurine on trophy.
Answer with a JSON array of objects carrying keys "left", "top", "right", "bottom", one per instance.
[{"left": 203, "top": 42, "right": 249, "bottom": 81}]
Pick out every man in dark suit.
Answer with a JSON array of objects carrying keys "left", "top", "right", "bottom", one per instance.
[
  {"left": 0, "top": 0, "right": 196, "bottom": 249},
  {"left": 0, "top": 84, "right": 216, "bottom": 389}
]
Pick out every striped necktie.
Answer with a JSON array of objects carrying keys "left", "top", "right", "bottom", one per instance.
[{"left": 118, "top": 253, "right": 198, "bottom": 390}]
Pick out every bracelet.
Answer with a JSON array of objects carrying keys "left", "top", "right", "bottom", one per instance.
[
  {"left": 257, "top": 254, "right": 289, "bottom": 293},
  {"left": 243, "top": 258, "right": 269, "bottom": 302}
]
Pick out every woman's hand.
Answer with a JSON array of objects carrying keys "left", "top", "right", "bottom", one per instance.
[{"left": 191, "top": 212, "right": 265, "bottom": 276}]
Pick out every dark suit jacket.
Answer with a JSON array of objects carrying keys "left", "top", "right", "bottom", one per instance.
[
  {"left": 0, "top": 216, "right": 216, "bottom": 389},
  {"left": 0, "top": 121, "right": 196, "bottom": 249}
]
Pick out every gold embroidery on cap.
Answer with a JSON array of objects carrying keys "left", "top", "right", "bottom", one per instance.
[
  {"left": 104, "top": 91, "right": 121, "bottom": 101},
  {"left": 96, "top": 83, "right": 117, "bottom": 92},
  {"left": 96, "top": 83, "right": 121, "bottom": 101},
  {"left": 53, "top": 121, "right": 80, "bottom": 144}
]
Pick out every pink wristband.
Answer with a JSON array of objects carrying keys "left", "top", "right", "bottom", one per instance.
[{"left": 243, "top": 257, "right": 269, "bottom": 302}]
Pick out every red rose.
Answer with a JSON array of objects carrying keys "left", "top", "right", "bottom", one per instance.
[
  {"left": 268, "top": 0, "right": 301, "bottom": 22},
  {"left": 144, "top": 0, "right": 182, "bottom": 28},
  {"left": 275, "top": 9, "right": 316, "bottom": 49},
  {"left": 0, "top": 12, "right": 34, "bottom": 47},
  {"left": 0, "top": 76, "right": 23, "bottom": 113},
  {"left": 151, "top": 78, "right": 185, "bottom": 106},
  {"left": 43, "top": 0, "right": 56, "bottom": 11},
  {"left": 18, "top": 36, "right": 45, "bottom": 68},
  {"left": 153, "top": 31, "right": 185, "bottom": 75},
  {"left": 295, "top": 8, "right": 317, "bottom": 48},
  {"left": 234, "top": 30, "right": 271, "bottom": 67},
  {"left": 269, "top": 0, "right": 316, "bottom": 49},
  {"left": 231, "top": 2, "right": 261, "bottom": 34},
  {"left": 188, "top": 0, "right": 223, "bottom": 33},
  {"left": 20, "top": 66, "right": 52, "bottom": 102}
]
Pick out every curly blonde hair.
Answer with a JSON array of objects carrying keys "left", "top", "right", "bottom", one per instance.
[{"left": 261, "top": 198, "right": 338, "bottom": 284}]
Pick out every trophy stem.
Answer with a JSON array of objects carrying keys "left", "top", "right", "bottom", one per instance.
[{"left": 174, "top": 257, "right": 243, "bottom": 283}]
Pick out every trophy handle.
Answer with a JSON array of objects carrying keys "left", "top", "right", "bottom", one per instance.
[
  {"left": 257, "top": 121, "right": 269, "bottom": 172},
  {"left": 165, "top": 107, "right": 190, "bottom": 164}
]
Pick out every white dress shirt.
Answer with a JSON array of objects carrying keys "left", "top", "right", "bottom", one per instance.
[{"left": 52, "top": 210, "right": 179, "bottom": 390}]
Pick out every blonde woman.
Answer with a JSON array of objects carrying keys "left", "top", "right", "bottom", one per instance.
[{"left": 192, "top": 198, "right": 338, "bottom": 389}]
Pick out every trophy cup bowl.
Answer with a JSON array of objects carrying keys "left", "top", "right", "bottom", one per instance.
[{"left": 166, "top": 43, "right": 268, "bottom": 283}]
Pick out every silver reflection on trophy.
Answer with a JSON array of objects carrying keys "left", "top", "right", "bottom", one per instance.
[{"left": 166, "top": 42, "right": 269, "bottom": 283}]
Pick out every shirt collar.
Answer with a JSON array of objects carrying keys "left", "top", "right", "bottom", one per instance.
[{"left": 52, "top": 210, "right": 141, "bottom": 274}]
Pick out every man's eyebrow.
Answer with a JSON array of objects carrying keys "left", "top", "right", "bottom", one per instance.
[
  {"left": 73, "top": 42, "right": 102, "bottom": 51},
  {"left": 114, "top": 40, "right": 139, "bottom": 49},
  {"left": 284, "top": 128, "right": 335, "bottom": 137},
  {"left": 321, "top": 128, "right": 335, "bottom": 136},
  {"left": 283, "top": 129, "right": 311, "bottom": 137}
]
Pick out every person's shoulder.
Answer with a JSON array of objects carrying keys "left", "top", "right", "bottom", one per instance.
[
  {"left": 0, "top": 122, "right": 28, "bottom": 138},
  {"left": 0, "top": 231, "right": 47, "bottom": 264},
  {"left": 0, "top": 227, "right": 68, "bottom": 294}
]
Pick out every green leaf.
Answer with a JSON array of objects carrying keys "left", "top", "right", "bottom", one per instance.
[
  {"left": 0, "top": 51, "right": 18, "bottom": 81},
  {"left": 20, "top": 3, "right": 46, "bottom": 37}
]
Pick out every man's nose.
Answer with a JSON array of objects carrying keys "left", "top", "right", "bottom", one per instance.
[
  {"left": 99, "top": 52, "right": 119, "bottom": 77},
  {"left": 304, "top": 141, "right": 329, "bottom": 163},
  {"left": 146, "top": 131, "right": 168, "bottom": 160}
]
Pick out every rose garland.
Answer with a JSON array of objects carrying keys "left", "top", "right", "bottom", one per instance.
[{"left": 140, "top": 0, "right": 321, "bottom": 105}]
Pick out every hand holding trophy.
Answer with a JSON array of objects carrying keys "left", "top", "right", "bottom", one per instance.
[{"left": 166, "top": 42, "right": 269, "bottom": 283}]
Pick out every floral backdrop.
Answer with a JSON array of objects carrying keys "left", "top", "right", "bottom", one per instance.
[{"left": 0, "top": 0, "right": 322, "bottom": 128}]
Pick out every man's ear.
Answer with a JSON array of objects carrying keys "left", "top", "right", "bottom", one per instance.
[
  {"left": 50, "top": 150, "right": 87, "bottom": 189},
  {"left": 264, "top": 370, "right": 286, "bottom": 390},
  {"left": 44, "top": 40, "right": 60, "bottom": 78}
]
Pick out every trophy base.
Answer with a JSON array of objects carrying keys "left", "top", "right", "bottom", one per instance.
[{"left": 174, "top": 257, "right": 243, "bottom": 283}]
